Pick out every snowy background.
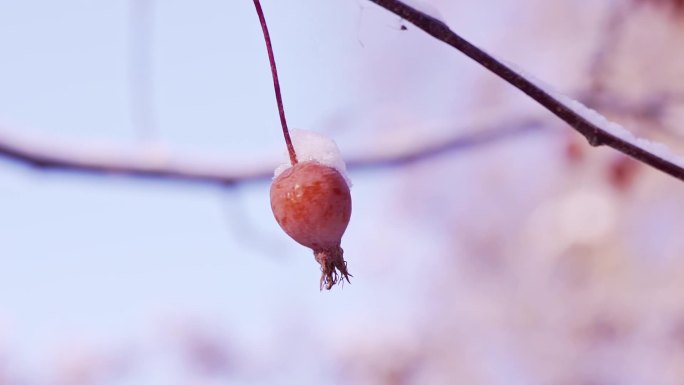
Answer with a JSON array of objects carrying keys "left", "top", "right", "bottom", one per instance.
[{"left": 1, "top": 0, "right": 684, "bottom": 384}]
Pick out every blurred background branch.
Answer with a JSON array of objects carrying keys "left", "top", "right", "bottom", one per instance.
[{"left": 0, "top": 116, "right": 544, "bottom": 186}]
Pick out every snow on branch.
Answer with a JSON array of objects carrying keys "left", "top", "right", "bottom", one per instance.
[
  {"left": 368, "top": 0, "right": 684, "bottom": 182},
  {"left": 0, "top": 119, "right": 541, "bottom": 186}
]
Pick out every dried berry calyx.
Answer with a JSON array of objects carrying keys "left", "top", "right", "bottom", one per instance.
[
  {"left": 270, "top": 161, "right": 352, "bottom": 290},
  {"left": 314, "top": 245, "right": 351, "bottom": 290}
]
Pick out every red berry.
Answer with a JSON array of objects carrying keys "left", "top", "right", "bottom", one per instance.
[{"left": 270, "top": 161, "right": 352, "bottom": 290}]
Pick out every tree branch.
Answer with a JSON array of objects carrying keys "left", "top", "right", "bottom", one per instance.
[
  {"left": 367, "top": 0, "right": 684, "bottom": 182},
  {"left": 0, "top": 119, "right": 542, "bottom": 186}
]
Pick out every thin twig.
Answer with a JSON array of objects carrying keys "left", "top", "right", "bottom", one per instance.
[
  {"left": 367, "top": 0, "right": 684, "bottom": 182},
  {"left": 585, "top": 0, "right": 632, "bottom": 94},
  {"left": 129, "top": 0, "right": 157, "bottom": 142},
  {"left": 253, "top": 0, "right": 298, "bottom": 165}
]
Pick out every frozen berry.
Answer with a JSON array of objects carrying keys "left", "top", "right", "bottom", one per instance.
[{"left": 270, "top": 161, "right": 352, "bottom": 290}]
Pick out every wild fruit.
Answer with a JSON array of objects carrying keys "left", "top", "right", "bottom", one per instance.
[
  {"left": 270, "top": 161, "right": 352, "bottom": 290},
  {"left": 253, "top": 1, "right": 351, "bottom": 290}
]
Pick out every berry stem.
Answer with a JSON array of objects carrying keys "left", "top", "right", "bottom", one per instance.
[{"left": 252, "top": 0, "right": 298, "bottom": 165}]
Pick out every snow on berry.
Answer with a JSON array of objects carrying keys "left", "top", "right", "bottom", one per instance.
[
  {"left": 270, "top": 129, "right": 353, "bottom": 290},
  {"left": 274, "top": 129, "right": 351, "bottom": 187}
]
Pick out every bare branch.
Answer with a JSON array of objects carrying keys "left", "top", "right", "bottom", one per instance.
[
  {"left": 367, "top": 0, "right": 684, "bottom": 182},
  {"left": 0, "top": 119, "right": 542, "bottom": 186}
]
